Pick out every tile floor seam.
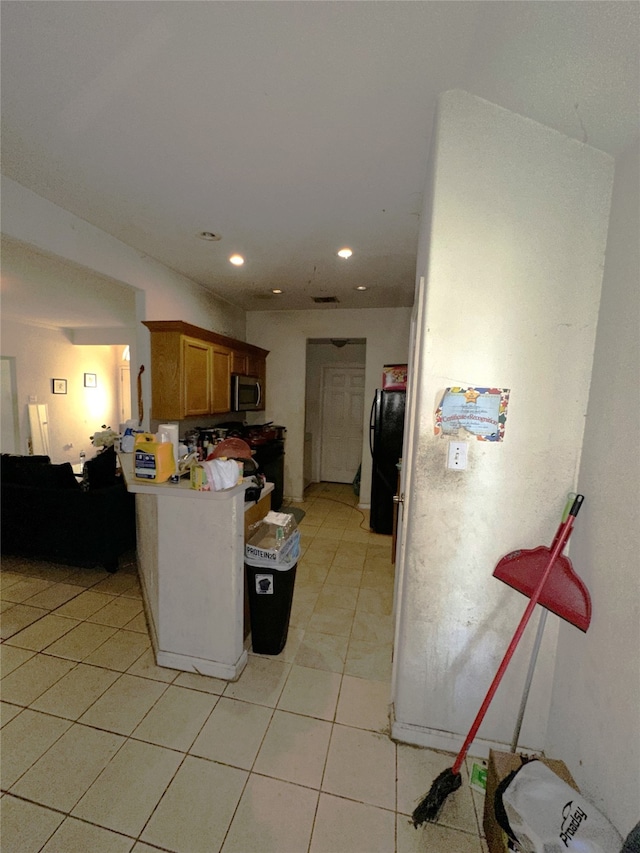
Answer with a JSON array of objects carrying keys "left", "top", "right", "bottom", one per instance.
[
  {"left": 1, "top": 714, "right": 74, "bottom": 794},
  {"left": 214, "top": 758, "right": 262, "bottom": 853},
  {"left": 35, "top": 632, "right": 150, "bottom": 673},
  {"left": 132, "top": 749, "right": 192, "bottom": 851},
  {"left": 0, "top": 791, "right": 122, "bottom": 842},
  {"left": 25, "top": 661, "right": 126, "bottom": 716},
  {"left": 15, "top": 725, "right": 129, "bottom": 821},
  {"left": 2, "top": 616, "right": 83, "bottom": 653},
  {"left": 5, "top": 791, "right": 147, "bottom": 851},
  {"left": 306, "top": 787, "right": 323, "bottom": 853}
]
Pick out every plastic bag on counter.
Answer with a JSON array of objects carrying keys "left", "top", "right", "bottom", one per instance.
[{"left": 190, "top": 459, "right": 242, "bottom": 491}]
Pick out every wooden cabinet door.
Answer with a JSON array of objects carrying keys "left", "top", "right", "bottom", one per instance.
[
  {"left": 246, "top": 352, "right": 261, "bottom": 377},
  {"left": 231, "top": 350, "right": 248, "bottom": 376},
  {"left": 182, "top": 338, "right": 211, "bottom": 416},
  {"left": 247, "top": 353, "right": 267, "bottom": 410},
  {"left": 211, "top": 345, "right": 231, "bottom": 413},
  {"left": 149, "top": 332, "right": 183, "bottom": 420}
]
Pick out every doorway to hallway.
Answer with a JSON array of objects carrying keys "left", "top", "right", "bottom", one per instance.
[
  {"left": 319, "top": 365, "right": 365, "bottom": 483},
  {"left": 304, "top": 339, "right": 366, "bottom": 489}
]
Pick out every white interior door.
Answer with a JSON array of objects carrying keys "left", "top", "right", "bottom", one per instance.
[{"left": 320, "top": 366, "right": 365, "bottom": 483}]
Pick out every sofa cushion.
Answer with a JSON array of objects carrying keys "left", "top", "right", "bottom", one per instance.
[
  {"left": 20, "top": 461, "right": 81, "bottom": 491},
  {"left": 84, "top": 445, "right": 118, "bottom": 490}
]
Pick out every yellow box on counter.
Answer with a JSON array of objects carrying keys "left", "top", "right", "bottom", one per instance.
[
  {"left": 483, "top": 750, "right": 579, "bottom": 853},
  {"left": 133, "top": 433, "right": 175, "bottom": 483}
]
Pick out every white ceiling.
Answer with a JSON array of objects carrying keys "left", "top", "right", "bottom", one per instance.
[{"left": 1, "top": 1, "right": 638, "bottom": 321}]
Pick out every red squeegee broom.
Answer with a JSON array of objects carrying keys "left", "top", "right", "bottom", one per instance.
[{"left": 412, "top": 493, "right": 585, "bottom": 826}]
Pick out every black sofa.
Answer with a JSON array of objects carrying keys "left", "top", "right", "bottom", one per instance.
[{"left": 1, "top": 448, "right": 136, "bottom": 573}]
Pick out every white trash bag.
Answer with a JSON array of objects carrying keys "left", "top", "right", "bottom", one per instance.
[{"left": 496, "top": 759, "right": 623, "bottom": 853}]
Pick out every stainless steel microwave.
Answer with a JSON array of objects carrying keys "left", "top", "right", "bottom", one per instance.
[{"left": 231, "top": 374, "right": 262, "bottom": 411}]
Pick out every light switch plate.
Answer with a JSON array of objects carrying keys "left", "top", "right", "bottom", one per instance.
[{"left": 447, "top": 441, "right": 468, "bottom": 470}]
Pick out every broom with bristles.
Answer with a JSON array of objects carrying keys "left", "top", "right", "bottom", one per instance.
[{"left": 412, "top": 495, "right": 584, "bottom": 826}]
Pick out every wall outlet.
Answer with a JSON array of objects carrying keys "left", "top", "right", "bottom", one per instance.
[{"left": 447, "top": 441, "right": 468, "bottom": 470}]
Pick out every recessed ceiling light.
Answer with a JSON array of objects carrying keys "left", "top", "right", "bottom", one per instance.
[
  {"left": 272, "top": 289, "right": 283, "bottom": 294},
  {"left": 229, "top": 254, "right": 244, "bottom": 266},
  {"left": 198, "top": 231, "right": 221, "bottom": 241},
  {"left": 337, "top": 248, "right": 353, "bottom": 259},
  {"left": 355, "top": 285, "right": 367, "bottom": 291}
]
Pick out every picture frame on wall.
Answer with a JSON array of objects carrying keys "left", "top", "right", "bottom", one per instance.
[
  {"left": 84, "top": 373, "right": 97, "bottom": 388},
  {"left": 52, "top": 378, "right": 67, "bottom": 395}
]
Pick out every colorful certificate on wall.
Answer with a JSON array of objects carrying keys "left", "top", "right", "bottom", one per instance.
[{"left": 434, "top": 387, "right": 510, "bottom": 441}]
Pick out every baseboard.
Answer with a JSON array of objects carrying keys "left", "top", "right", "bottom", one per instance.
[
  {"left": 156, "top": 648, "right": 247, "bottom": 681},
  {"left": 390, "top": 717, "right": 534, "bottom": 760}
]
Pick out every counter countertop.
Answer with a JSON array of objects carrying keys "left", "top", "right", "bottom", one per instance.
[{"left": 118, "top": 453, "right": 273, "bottom": 505}]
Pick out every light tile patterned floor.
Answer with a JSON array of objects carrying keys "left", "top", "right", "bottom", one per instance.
[{"left": 1, "top": 482, "right": 488, "bottom": 852}]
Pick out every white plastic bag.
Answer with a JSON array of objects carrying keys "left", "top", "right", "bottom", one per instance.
[{"left": 499, "top": 760, "right": 623, "bottom": 853}]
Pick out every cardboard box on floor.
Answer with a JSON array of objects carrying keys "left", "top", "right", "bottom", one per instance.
[{"left": 483, "top": 750, "right": 579, "bottom": 853}]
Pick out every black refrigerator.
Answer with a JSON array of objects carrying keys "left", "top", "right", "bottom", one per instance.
[{"left": 369, "top": 388, "right": 406, "bottom": 534}]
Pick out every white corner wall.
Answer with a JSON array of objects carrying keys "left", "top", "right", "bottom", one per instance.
[
  {"left": 392, "top": 91, "right": 614, "bottom": 756},
  {"left": 545, "top": 138, "right": 640, "bottom": 836},
  {"left": 1, "top": 177, "right": 246, "bottom": 339},
  {"left": 246, "top": 309, "right": 411, "bottom": 502},
  {"left": 1, "top": 319, "right": 122, "bottom": 462},
  {"left": 1, "top": 177, "right": 247, "bottom": 435}
]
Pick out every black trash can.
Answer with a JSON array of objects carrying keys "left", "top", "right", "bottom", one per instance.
[{"left": 245, "top": 561, "right": 297, "bottom": 654}]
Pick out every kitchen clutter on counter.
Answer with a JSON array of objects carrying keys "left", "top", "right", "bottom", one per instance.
[
  {"left": 120, "top": 420, "right": 281, "bottom": 498},
  {"left": 190, "top": 458, "right": 242, "bottom": 491},
  {"left": 133, "top": 433, "right": 176, "bottom": 483}
]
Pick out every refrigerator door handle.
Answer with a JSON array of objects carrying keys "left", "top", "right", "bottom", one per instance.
[{"left": 369, "top": 393, "right": 377, "bottom": 457}]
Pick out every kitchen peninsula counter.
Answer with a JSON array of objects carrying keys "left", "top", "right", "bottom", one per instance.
[{"left": 119, "top": 454, "right": 272, "bottom": 680}]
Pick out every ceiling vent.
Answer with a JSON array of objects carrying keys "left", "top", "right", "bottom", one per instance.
[{"left": 312, "top": 296, "right": 340, "bottom": 304}]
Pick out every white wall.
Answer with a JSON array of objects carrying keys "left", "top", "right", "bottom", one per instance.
[
  {"left": 392, "top": 92, "right": 614, "bottom": 757},
  {"left": 545, "top": 138, "right": 640, "bottom": 835},
  {"left": 246, "top": 309, "right": 411, "bottom": 502},
  {"left": 1, "top": 319, "right": 122, "bottom": 463},
  {"left": 1, "top": 178, "right": 246, "bottom": 338},
  {"left": 1, "top": 177, "right": 246, "bottom": 435}
]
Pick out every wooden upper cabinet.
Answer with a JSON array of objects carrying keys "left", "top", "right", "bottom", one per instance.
[
  {"left": 248, "top": 351, "right": 267, "bottom": 410},
  {"left": 231, "top": 350, "right": 248, "bottom": 376},
  {"left": 211, "top": 345, "right": 231, "bottom": 413},
  {"left": 182, "top": 337, "right": 211, "bottom": 416},
  {"left": 145, "top": 331, "right": 183, "bottom": 420},
  {"left": 143, "top": 320, "right": 268, "bottom": 420}
]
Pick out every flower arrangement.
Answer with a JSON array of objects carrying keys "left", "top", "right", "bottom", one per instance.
[{"left": 90, "top": 424, "right": 120, "bottom": 449}]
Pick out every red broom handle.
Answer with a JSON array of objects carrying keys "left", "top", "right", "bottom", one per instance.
[{"left": 451, "top": 495, "right": 583, "bottom": 774}]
